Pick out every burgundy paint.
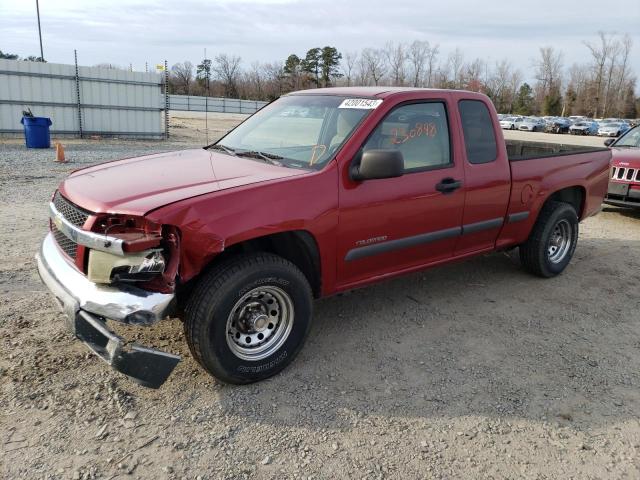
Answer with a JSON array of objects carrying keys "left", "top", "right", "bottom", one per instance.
[{"left": 54, "top": 88, "right": 611, "bottom": 296}]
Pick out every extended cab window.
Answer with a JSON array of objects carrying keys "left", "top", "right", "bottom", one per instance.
[
  {"left": 458, "top": 100, "right": 498, "bottom": 164},
  {"left": 362, "top": 102, "right": 451, "bottom": 171}
]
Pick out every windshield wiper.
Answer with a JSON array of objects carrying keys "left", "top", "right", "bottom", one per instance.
[
  {"left": 209, "top": 144, "right": 237, "bottom": 156},
  {"left": 236, "top": 150, "right": 284, "bottom": 165}
]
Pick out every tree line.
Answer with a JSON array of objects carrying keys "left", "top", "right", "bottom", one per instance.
[
  {"left": 0, "top": 50, "right": 45, "bottom": 62},
  {"left": 168, "top": 33, "right": 638, "bottom": 118},
  {"left": 3, "top": 31, "right": 637, "bottom": 119}
]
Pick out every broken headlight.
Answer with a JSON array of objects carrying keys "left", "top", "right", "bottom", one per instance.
[{"left": 88, "top": 249, "right": 166, "bottom": 284}]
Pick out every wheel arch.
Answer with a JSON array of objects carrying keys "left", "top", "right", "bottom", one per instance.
[
  {"left": 185, "top": 229, "right": 322, "bottom": 300},
  {"left": 544, "top": 185, "right": 586, "bottom": 219}
]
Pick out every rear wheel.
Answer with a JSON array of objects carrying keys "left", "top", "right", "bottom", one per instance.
[
  {"left": 519, "top": 201, "right": 579, "bottom": 278},
  {"left": 185, "top": 253, "right": 313, "bottom": 384}
]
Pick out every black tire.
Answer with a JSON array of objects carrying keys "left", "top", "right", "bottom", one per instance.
[
  {"left": 519, "top": 201, "right": 579, "bottom": 278},
  {"left": 184, "top": 253, "right": 313, "bottom": 384}
]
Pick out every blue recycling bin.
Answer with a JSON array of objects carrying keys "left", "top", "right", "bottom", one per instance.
[{"left": 21, "top": 116, "right": 52, "bottom": 148}]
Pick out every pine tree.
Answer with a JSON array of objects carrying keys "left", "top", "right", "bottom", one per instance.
[
  {"left": 514, "top": 83, "right": 534, "bottom": 115},
  {"left": 320, "top": 46, "right": 342, "bottom": 87}
]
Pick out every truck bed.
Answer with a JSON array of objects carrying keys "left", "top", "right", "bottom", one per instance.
[{"left": 506, "top": 140, "right": 609, "bottom": 161}]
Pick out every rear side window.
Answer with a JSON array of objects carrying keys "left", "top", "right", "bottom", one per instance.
[
  {"left": 362, "top": 102, "right": 451, "bottom": 172},
  {"left": 459, "top": 100, "right": 498, "bottom": 164}
]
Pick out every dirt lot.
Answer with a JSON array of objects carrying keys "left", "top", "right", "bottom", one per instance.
[{"left": 1, "top": 114, "right": 639, "bottom": 479}]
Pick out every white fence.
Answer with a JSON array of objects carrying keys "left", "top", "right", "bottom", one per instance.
[
  {"left": 169, "top": 95, "right": 268, "bottom": 115},
  {"left": 0, "top": 59, "right": 166, "bottom": 138}
]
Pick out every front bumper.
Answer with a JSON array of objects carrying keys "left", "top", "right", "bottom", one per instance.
[
  {"left": 36, "top": 233, "right": 180, "bottom": 388},
  {"left": 604, "top": 182, "right": 640, "bottom": 209}
]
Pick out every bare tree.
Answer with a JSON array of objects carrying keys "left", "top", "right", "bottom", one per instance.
[
  {"left": 384, "top": 42, "right": 406, "bottom": 86},
  {"left": 408, "top": 40, "right": 429, "bottom": 87},
  {"left": 615, "top": 35, "right": 633, "bottom": 101},
  {"left": 342, "top": 51, "right": 358, "bottom": 86},
  {"left": 534, "top": 47, "right": 563, "bottom": 95},
  {"left": 448, "top": 48, "right": 465, "bottom": 88},
  {"left": 425, "top": 44, "right": 439, "bottom": 87},
  {"left": 170, "top": 61, "right": 194, "bottom": 94},
  {"left": 487, "top": 59, "right": 514, "bottom": 112},
  {"left": 242, "top": 61, "right": 264, "bottom": 99},
  {"left": 355, "top": 53, "right": 370, "bottom": 86},
  {"left": 509, "top": 69, "right": 523, "bottom": 113},
  {"left": 465, "top": 58, "right": 486, "bottom": 91},
  {"left": 362, "top": 48, "right": 387, "bottom": 86},
  {"left": 262, "top": 61, "right": 286, "bottom": 99},
  {"left": 213, "top": 53, "right": 242, "bottom": 97},
  {"left": 584, "top": 32, "right": 617, "bottom": 117},
  {"left": 601, "top": 39, "right": 623, "bottom": 116}
]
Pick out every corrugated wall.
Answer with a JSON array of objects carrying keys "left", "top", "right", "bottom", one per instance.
[
  {"left": 0, "top": 59, "right": 165, "bottom": 138},
  {"left": 169, "top": 95, "right": 268, "bottom": 114}
]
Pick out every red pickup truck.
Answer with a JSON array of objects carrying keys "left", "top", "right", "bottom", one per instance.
[{"left": 37, "top": 87, "right": 611, "bottom": 388}]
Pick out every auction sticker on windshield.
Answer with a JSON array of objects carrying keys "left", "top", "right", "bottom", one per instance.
[{"left": 338, "top": 98, "right": 383, "bottom": 109}]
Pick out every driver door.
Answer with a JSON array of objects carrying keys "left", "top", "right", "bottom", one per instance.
[{"left": 336, "top": 99, "right": 466, "bottom": 289}]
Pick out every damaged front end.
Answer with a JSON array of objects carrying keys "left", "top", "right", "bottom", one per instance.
[{"left": 38, "top": 193, "right": 182, "bottom": 387}]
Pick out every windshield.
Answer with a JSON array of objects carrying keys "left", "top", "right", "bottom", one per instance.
[
  {"left": 208, "top": 95, "right": 373, "bottom": 169},
  {"left": 615, "top": 126, "right": 640, "bottom": 148}
]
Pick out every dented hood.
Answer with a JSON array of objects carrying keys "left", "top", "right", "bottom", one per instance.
[{"left": 60, "top": 148, "right": 306, "bottom": 215}]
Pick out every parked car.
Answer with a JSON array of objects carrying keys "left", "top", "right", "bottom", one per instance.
[
  {"left": 598, "top": 122, "right": 631, "bottom": 137},
  {"left": 36, "top": 87, "right": 611, "bottom": 387},
  {"left": 604, "top": 125, "right": 640, "bottom": 209},
  {"left": 518, "top": 117, "right": 546, "bottom": 132},
  {"left": 499, "top": 116, "right": 524, "bottom": 130},
  {"left": 570, "top": 121, "right": 599, "bottom": 135},
  {"left": 545, "top": 117, "right": 571, "bottom": 134}
]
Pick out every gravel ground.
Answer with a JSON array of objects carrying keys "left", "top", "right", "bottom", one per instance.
[{"left": 1, "top": 117, "right": 640, "bottom": 479}]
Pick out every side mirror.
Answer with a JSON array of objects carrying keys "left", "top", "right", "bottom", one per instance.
[
  {"left": 604, "top": 138, "right": 615, "bottom": 147},
  {"left": 350, "top": 149, "right": 404, "bottom": 181}
]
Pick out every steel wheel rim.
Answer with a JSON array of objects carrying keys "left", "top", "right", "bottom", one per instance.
[
  {"left": 225, "top": 285, "right": 294, "bottom": 361},
  {"left": 547, "top": 219, "right": 572, "bottom": 264}
]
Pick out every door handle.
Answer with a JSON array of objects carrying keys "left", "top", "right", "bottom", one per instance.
[{"left": 435, "top": 177, "right": 462, "bottom": 194}]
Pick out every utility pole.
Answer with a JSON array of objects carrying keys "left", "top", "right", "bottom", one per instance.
[
  {"left": 205, "top": 47, "right": 209, "bottom": 145},
  {"left": 36, "top": 0, "right": 45, "bottom": 61}
]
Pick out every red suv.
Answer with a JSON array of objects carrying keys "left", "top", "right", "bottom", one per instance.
[{"left": 604, "top": 126, "right": 640, "bottom": 208}]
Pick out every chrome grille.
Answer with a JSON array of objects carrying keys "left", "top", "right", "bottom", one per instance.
[
  {"left": 52, "top": 223, "right": 78, "bottom": 259},
  {"left": 51, "top": 191, "right": 93, "bottom": 260},
  {"left": 53, "top": 191, "right": 90, "bottom": 227},
  {"left": 611, "top": 166, "right": 639, "bottom": 182}
]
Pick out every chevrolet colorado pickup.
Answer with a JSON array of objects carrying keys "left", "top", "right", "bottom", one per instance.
[{"left": 37, "top": 87, "right": 611, "bottom": 388}]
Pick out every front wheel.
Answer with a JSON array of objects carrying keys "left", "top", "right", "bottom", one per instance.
[
  {"left": 519, "top": 201, "right": 579, "bottom": 278},
  {"left": 185, "top": 253, "right": 313, "bottom": 384}
]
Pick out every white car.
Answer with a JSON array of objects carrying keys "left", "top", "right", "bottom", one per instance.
[
  {"left": 499, "top": 116, "right": 524, "bottom": 130},
  {"left": 598, "top": 122, "right": 631, "bottom": 137},
  {"left": 518, "top": 117, "right": 546, "bottom": 132}
]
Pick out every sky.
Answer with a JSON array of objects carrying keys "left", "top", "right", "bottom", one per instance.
[{"left": 1, "top": 0, "right": 639, "bottom": 83}]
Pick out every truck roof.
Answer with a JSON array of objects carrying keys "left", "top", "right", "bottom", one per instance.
[{"left": 289, "top": 86, "right": 474, "bottom": 99}]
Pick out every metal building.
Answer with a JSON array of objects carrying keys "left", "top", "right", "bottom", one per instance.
[{"left": 0, "top": 59, "right": 165, "bottom": 138}]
